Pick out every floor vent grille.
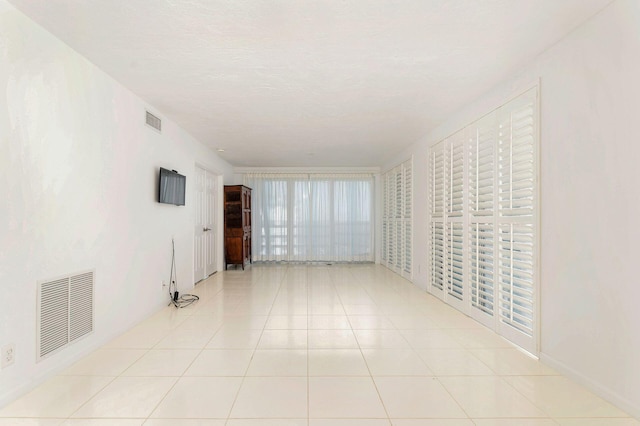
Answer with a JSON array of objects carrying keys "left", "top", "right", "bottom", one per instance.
[{"left": 37, "top": 270, "right": 94, "bottom": 361}]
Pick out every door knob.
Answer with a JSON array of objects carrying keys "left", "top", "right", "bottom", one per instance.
[{"left": 203, "top": 227, "right": 211, "bottom": 232}]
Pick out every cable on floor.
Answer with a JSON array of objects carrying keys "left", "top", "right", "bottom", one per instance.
[{"left": 168, "top": 238, "right": 200, "bottom": 308}]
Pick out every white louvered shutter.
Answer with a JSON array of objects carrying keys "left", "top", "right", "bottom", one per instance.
[
  {"left": 468, "top": 113, "right": 496, "bottom": 324},
  {"left": 445, "top": 132, "right": 465, "bottom": 307},
  {"left": 427, "top": 87, "right": 538, "bottom": 354},
  {"left": 469, "top": 114, "right": 495, "bottom": 218},
  {"left": 386, "top": 172, "right": 394, "bottom": 268},
  {"left": 497, "top": 88, "right": 537, "bottom": 352},
  {"left": 395, "top": 219, "right": 403, "bottom": 273},
  {"left": 446, "top": 222, "right": 464, "bottom": 300},
  {"left": 446, "top": 135, "right": 465, "bottom": 219},
  {"left": 498, "top": 224, "right": 534, "bottom": 334},
  {"left": 430, "top": 143, "right": 445, "bottom": 296},
  {"left": 470, "top": 222, "right": 494, "bottom": 316},
  {"left": 395, "top": 168, "right": 403, "bottom": 271},
  {"left": 391, "top": 169, "right": 399, "bottom": 271},
  {"left": 498, "top": 106, "right": 535, "bottom": 218},
  {"left": 431, "top": 222, "right": 445, "bottom": 292},
  {"left": 431, "top": 145, "right": 445, "bottom": 218},
  {"left": 382, "top": 175, "right": 388, "bottom": 264},
  {"left": 382, "top": 158, "right": 413, "bottom": 279},
  {"left": 387, "top": 172, "right": 396, "bottom": 268},
  {"left": 403, "top": 159, "right": 413, "bottom": 276}
]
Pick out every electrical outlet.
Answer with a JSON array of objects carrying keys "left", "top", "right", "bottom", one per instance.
[{"left": 1, "top": 344, "right": 15, "bottom": 369}]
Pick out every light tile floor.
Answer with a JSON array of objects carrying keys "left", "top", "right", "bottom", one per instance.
[{"left": 0, "top": 264, "right": 638, "bottom": 425}]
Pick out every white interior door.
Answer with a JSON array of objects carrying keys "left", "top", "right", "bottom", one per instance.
[
  {"left": 204, "top": 170, "right": 217, "bottom": 276},
  {"left": 194, "top": 166, "right": 206, "bottom": 283},
  {"left": 195, "top": 165, "right": 218, "bottom": 284}
]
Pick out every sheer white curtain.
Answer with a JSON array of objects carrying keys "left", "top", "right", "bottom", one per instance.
[{"left": 244, "top": 173, "right": 374, "bottom": 262}]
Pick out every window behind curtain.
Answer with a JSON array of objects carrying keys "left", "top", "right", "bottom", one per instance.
[{"left": 245, "top": 174, "right": 374, "bottom": 262}]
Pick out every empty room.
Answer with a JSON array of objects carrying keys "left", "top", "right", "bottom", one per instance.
[{"left": 1, "top": 0, "right": 639, "bottom": 424}]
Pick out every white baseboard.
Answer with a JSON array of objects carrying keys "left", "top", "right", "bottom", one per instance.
[{"left": 539, "top": 352, "right": 640, "bottom": 420}]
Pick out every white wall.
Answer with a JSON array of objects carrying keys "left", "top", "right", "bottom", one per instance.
[
  {"left": 386, "top": 0, "right": 640, "bottom": 416},
  {"left": 536, "top": 0, "right": 640, "bottom": 415},
  {"left": 0, "top": 1, "right": 233, "bottom": 406}
]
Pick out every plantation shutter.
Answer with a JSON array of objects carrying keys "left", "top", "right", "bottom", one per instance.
[
  {"left": 498, "top": 224, "right": 534, "bottom": 334},
  {"left": 469, "top": 114, "right": 496, "bottom": 217},
  {"left": 446, "top": 222, "right": 464, "bottom": 300},
  {"left": 429, "top": 143, "right": 445, "bottom": 295},
  {"left": 497, "top": 89, "right": 537, "bottom": 351},
  {"left": 431, "top": 144, "right": 445, "bottom": 218},
  {"left": 381, "top": 158, "right": 413, "bottom": 279},
  {"left": 446, "top": 133, "right": 465, "bottom": 219},
  {"left": 470, "top": 222, "right": 494, "bottom": 317},
  {"left": 468, "top": 112, "right": 497, "bottom": 325},
  {"left": 395, "top": 168, "right": 403, "bottom": 271},
  {"left": 387, "top": 172, "right": 396, "bottom": 268},
  {"left": 427, "top": 87, "right": 538, "bottom": 353},
  {"left": 403, "top": 159, "right": 412, "bottom": 275},
  {"left": 445, "top": 131, "right": 465, "bottom": 306},
  {"left": 382, "top": 175, "right": 388, "bottom": 264},
  {"left": 431, "top": 222, "right": 445, "bottom": 293},
  {"left": 498, "top": 103, "right": 535, "bottom": 217}
]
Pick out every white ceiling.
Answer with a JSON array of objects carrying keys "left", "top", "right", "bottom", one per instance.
[{"left": 9, "top": 0, "right": 612, "bottom": 167}]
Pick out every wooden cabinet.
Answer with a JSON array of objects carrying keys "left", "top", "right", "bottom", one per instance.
[{"left": 224, "top": 185, "right": 252, "bottom": 270}]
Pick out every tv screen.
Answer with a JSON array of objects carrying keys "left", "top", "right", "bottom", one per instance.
[{"left": 158, "top": 167, "right": 186, "bottom": 206}]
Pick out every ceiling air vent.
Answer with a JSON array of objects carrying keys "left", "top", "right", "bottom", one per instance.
[
  {"left": 146, "top": 111, "right": 162, "bottom": 132},
  {"left": 37, "top": 270, "right": 95, "bottom": 361}
]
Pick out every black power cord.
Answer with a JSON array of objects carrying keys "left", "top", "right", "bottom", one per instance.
[{"left": 168, "top": 238, "right": 199, "bottom": 308}]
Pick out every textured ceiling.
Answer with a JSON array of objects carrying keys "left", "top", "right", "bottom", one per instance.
[{"left": 9, "top": 0, "right": 612, "bottom": 167}]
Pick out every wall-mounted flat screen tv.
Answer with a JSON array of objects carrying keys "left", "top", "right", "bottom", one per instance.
[{"left": 158, "top": 167, "right": 186, "bottom": 206}]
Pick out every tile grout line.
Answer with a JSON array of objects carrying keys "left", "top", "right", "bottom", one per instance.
[
  {"left": 61, "top": 274, "right": 221, "bottom": 422},
  {"left": 64, "top": 326, "right": 168, "bottom": 421},
  {"left": 224, "top": 264, "right": 285, "bottom": 424},
  {"left": 216, "top": 268, "right": 264, "bottom": 426},
  {"left": 336, "top": 266, "right": 393, "bottom": 424},
  {"left": 143, "top": 272, "right": 229, "bottom": 423}
]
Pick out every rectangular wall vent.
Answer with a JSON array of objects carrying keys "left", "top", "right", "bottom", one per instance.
[
  {"left": 146, "top": 111, "right": 162, "bottom": 132},
  {"left": 37, "top": 270, "right": 94, "bottom": 361}
]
